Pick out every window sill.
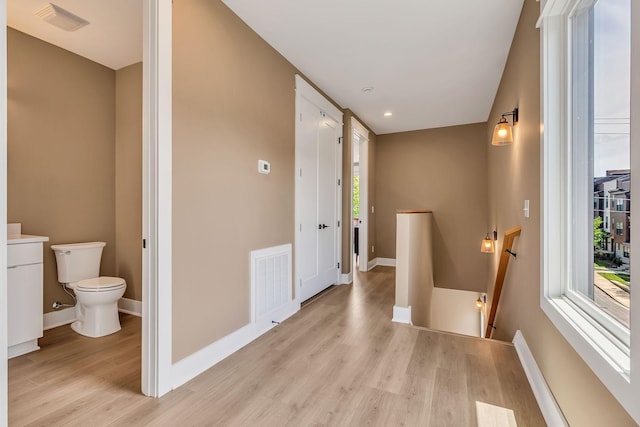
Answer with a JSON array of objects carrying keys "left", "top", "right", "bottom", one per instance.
[{"left": 542, "top": 296, "right": 630, "bottom": 381}]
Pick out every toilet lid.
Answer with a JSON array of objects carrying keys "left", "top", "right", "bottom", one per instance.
[{"left": 76, "top": 276, "right": 126, "bottom": 291}]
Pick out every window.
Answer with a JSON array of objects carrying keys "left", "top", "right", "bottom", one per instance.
[
  {"left": 568, "top": 0, "right": 630, "bottom": 343},
  {"left": 541, "top": 0, "right": 638, "bottom": 421}
]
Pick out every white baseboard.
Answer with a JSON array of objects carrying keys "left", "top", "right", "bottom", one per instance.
[
  {"left": 44, "top": 307, "right": 76, "bottom": 330},
  {"left": 340, "top": 273, "right": 353, "bottom": 284},
  {"left": 8, "top": 340, "right": 39, "bottom": 359},
  {"left": 392, "top": 305, "right": 412, "bottom": 325},
  {"left": 44, "top": 298, "right": 141, "bottom": 331},
  {"left": 376, "top": 257, "right": 396, "bottom": 267},
  {"left": 171, "top": 300, "right": 299, "bottom": 390},
  {"left": 119, "top": 297, "right": 142, "bottom": 317},
  {"left": 513, "top": 330, "right": 568, "bottom": 427},
  {"left": 367, "top": 258, "right": 377, "bottom": 270}
]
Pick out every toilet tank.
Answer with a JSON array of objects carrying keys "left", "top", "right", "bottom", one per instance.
[{"left": 50, "top": 242, "right": 106, "bottom": 283}]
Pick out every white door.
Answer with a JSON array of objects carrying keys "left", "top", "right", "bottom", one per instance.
[{"left": 295, "top": 76, "right": 342, "bottom": 302}]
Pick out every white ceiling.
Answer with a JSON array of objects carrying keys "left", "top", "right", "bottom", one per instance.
[
  {"left": 222, "top": 0, "right": 524, "bottom": 135},
  {"left": 8, "top": 0, "right": 142, "bottom": 70},
  {"left": 7, "top": 1, "right": 523, "bottom": 133}
]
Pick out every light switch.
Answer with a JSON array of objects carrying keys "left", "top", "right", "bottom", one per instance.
[
  {"left": 258, "top": 160, "right": 270, "bottom": 174},
  {"left": 524, "top": 200, "right": 530, "bottom": 218}
]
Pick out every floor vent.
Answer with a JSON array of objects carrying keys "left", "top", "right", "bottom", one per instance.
[{"left": 250, "top": 244, "right": 292, "bottom": 323}]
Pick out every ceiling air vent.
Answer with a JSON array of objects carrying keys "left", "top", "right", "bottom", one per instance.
[{"left": 34, "top": 3, "right": 89, "bottom": 32}]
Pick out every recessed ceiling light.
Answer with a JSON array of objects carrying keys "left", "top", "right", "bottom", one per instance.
[
  {"left": 361, "top": 87, "right": 374, "bottom": 94},
  {"left": 34, "top": 3, "right": 90, "bottom": 32},
  {"left": 384, "top": 112, "right": 393, "bottom": 117}
]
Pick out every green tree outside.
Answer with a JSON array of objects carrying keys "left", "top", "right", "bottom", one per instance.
[
  {"left": 353, "top": 175, "right": 360, "bottom": 218},
  {"left": 594, "top": 216, "right": 610, "bottom": 249}
]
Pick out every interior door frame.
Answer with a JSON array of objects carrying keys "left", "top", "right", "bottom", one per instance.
[
  {"left": 294, "top": 75, "right": 343, "bottom": 303},
  {"left": 351, "top": 118, "right": 369, "bottom": 272},
  {"left": 141, "top": 0, "right": 172, "bottom": 397},
  {"left": 0, "top": 1, "right": 172, "bottom": 419},
  {"left": 1, "top": 7, "right": 8, "bottom": 426}
]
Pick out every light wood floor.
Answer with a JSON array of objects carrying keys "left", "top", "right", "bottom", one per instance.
[{"left": 9, "top": 267, "right": 545, "bottom": 426}]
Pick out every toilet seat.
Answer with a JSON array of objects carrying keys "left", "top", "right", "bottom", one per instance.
[{"left": 74, "top": 276, "right": 126, "bottom": 292}]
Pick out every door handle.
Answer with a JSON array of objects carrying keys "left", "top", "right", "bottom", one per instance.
[{"left": 318, "top": 224, "right": 329, "bottom": 229}]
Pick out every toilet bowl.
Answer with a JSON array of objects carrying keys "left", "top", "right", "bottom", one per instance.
[
  {"left": 51, "top": 242, "right": 127, "bottom": 338},
  {"left": 69, "top": 277, "right": 126, "bottom": 337}
]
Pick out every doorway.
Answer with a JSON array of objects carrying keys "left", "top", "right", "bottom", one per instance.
[
  {"left": 6, "top": 0, "right": 145, "bottom": 398},
  {"left": 295, "top": 75, "right": 343, "bottom": 303},
  {"left": 351, "top": 118, "right": 369, "bottom": 272},
  {"left": 1, "top": 1, "right": 171, "bottom": 420}
]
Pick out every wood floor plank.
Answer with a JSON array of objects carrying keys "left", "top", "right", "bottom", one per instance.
[
  {"left": 429, "top": 367, "right": 471, "bottom": 427},
  {"left": 9, "top": 265, "right": 544, "bottom": 426}
]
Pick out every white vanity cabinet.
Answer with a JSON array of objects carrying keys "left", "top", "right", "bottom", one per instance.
[{"left": 7, "top": 227, "right": 49, "bottom": 359}]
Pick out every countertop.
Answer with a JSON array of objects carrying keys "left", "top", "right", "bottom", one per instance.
[{"left": 8, "top": 234, "right": 50, "bottom": 245}]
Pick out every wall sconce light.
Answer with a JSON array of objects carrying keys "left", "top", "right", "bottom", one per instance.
[
  {"left": 475, "top": 297, "right": 483, "bottom": 309},
  {"left": 492, "top": 107, "right": 519, "bottom": 146},
  {"left": 481, "top": 230, "right": 498, "bottom": 253}
]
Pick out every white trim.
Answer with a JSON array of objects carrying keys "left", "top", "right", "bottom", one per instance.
[
  {"left": 0, "top": 0, "right": 8, "bottom": 421},
  {"left": 142, "top": 0, "right": 172, "bottom": 398},
  {"left": 340, "top": 273, "right": 353, "bottom": 284},
  {"left": 171, "top": 300, "right": 298, "bottom": 390},
  {"left": 513, "top": 331, "right": 568, "bottom": 427},
  {"left": 42, "top": 300, "right": 142, "bottom": 330},
  {"left": 367, "top": 258, "right": 377, "bottom": 271},
  {"left": 43, "top": 307, "right": 76, "bottom": 330},
  {"left": 294, "top": 76, "right": 343, "bottom": 124},
  {"left": 376, "top": 257, "right": 397, "bottom": 267},
  {"left": 392, "top": 305, "right": 412, "bottom": 325},
  {"left": 8, "top": 340, "right": 39, "bottom": 359},
  {"left": 336, "top": 112, "right": 343, "bottom": 290},
  {"left": 119, "top": 298, "right": 143, "bottom": 317}
]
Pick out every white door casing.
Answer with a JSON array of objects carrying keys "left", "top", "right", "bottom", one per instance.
[
  {"left": 351, "top": 117, "right": 369, "bottom": 272},
  {"left": 141, "top": 0, "right": 172, "bottom": 397},
  {"left": 295, "top": 75, "right": 343, "bottom": 303},
  {"left": 0, "top": 2, "right": 8, "bottom": 424}
]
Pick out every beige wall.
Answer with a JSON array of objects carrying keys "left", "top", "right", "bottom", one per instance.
[
  {"left": 172, "top": 0, "right": 300, "bottom": 362},
  {"left": 395, "top": 212, "right": 433, "bottom": 327},
  {"left": 376, "top": 123, "right": 489, "bottom": 292},
  {"left": 487, "top": 0, "right": 635, "bottom": 424},
  {"left": 115, "top": 63, "right": 143, "bottom": 301},
  {"left": 7, "top": 28, "right": 117, "bottom": 313}
]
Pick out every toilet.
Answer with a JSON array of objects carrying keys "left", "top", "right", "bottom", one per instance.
[{"left": 51, "top": 242, "right": 126, "bottom": 338}]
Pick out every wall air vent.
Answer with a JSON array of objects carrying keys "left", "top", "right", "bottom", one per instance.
[{"left": 34, "top": 3, "right": 89, "bottom": 32}]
